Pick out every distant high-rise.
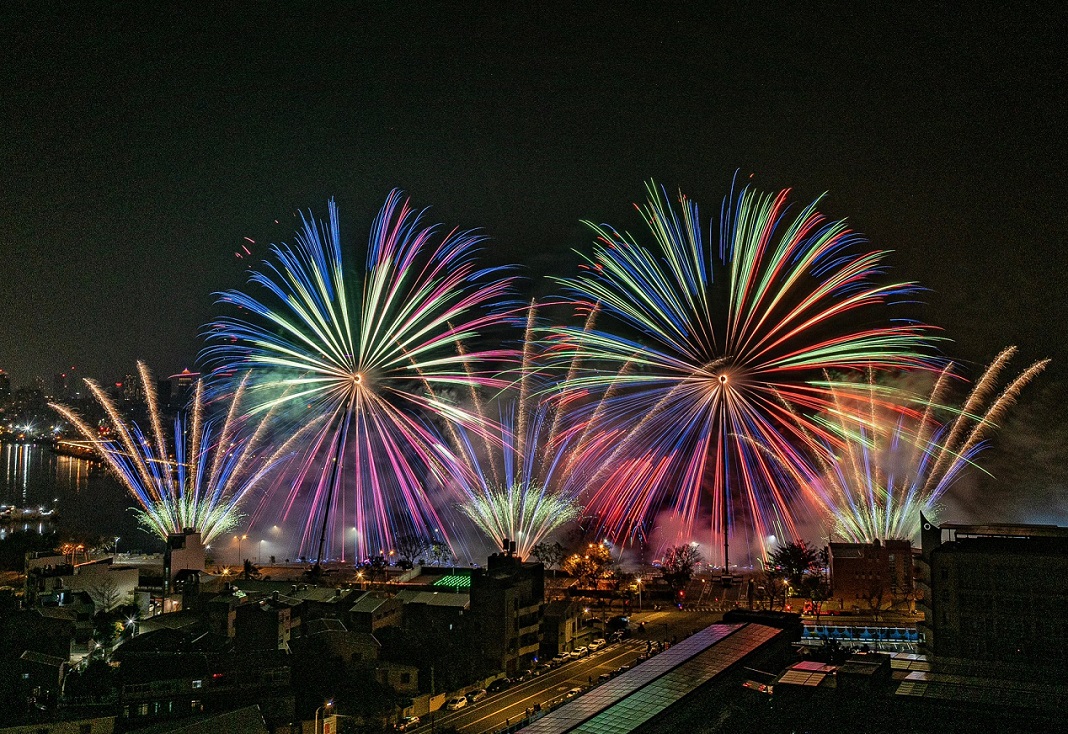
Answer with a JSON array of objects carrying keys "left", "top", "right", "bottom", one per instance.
[
  {"left": 51, "top": 372, "right": 69, "bottom": 400},
  {"left": 0, "top": 369, "right": 10, "bottom": 399},
  {"left": 121, "top": 373, "right": 145, "bottom": 403},
  {"left": 168, "top": 368, "right": 200, "bottom": 408}
]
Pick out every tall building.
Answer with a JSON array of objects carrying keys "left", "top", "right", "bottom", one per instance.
[
  {"left": 167, "top": 368, "right": 200, "bottom": 408},
  {"left": 51, "top": 372, "right": 69, "bottom": 400},
  {"left": 829, "top": 538, "right": 914, "bottom": 612},
  {"left": 918, "top": 515, "right": 1068, "bottom": 671},
  {"left": 0, "top": 369, "right": 11, "bottom": 399},
  {"left": 470, "top": 545, "right": 545, "bottom": 675},
  {"left": 164, "top": 530, "right": 206, "bottom": 594}
]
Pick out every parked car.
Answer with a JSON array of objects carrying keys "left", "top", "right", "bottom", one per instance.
[
  {"left": 487, "top": 678, "right": 512, "bottom": 693},
  {"left": 445, "top": 696, "right": 468, "bottom": 711},
  {"left": 564, "top": 687, "right": 583, "bottom": 700},
  {"left": 589, "top": 638, "right": 607, "bottom": 651},
  {"left": 533, "top": 664, "right": 551, "bottom": 676},
  {"left": 395, "top": 716, "right": 420, "bottom": 731},
  {"left": 466, "top": 688, "right": 487, "bottom": 704},
  {"left": 551, "top": 653, "right": 570, "bottom": 666},
  {"left": 598, "top": 673, "right": 612, "bottom": 683},
  {"left": 569, "top": 646, "right": 588, "bottom": 658}
]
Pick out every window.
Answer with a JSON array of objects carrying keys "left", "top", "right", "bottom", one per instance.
[
  {"left": 401, "top": 672, "right": 411, "bottom": 684},
  {"left": 80, "top": 724, "right": 92, "bottom": 734},
  {"left": 192, "top": 679, "right": 203, "bottom": 689}
]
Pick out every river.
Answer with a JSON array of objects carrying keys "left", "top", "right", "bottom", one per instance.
[{"left": 0, "top": 442, "right": 163, "bottom": 552}]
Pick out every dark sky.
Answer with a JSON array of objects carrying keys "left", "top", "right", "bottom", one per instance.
[{"left": 2, "top": 4, "right": 1065, "bottom": 394}]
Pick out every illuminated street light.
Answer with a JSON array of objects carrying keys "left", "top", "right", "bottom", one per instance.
[{"left": 315, "top": 700, "right": 334, "bottom": 734}]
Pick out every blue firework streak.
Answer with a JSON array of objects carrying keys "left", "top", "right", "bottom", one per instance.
[
  {"left": 50, "top": 363, "right": 300, "bottom": 543},
  {"left": 201, "top": 192, "right": 519, "bottom": 561},
  {"left": 808, "top": 348, "right": 1049, "bottom": 543},
  {"left": 547, "top": 180, "right": 938, "bottom": 564}
]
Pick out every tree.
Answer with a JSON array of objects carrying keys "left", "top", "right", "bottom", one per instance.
[
  {"left": 760, "top": 567, "right": 788, "bottom": 610},
  {"left": 766, "top": 540, "right": 819, "bottom": 590},
  {"left": 395, "top": 534, "right": 430, "bottom": 566},
  {"left": 85, "top": 575, "right": 122, "bottom": 613},
  {"left": 661, "top": 545, "right": 702, "bottom": 601},
  {"left": 864, "top": 576, "right": 888, "bottom": 621},
  {"left": 801, "top": 569, "right": 833, "bottom": 622},
  {"left": 562, "top": 542, "right": 612, "bottom": 584},
  {"left": 428, "top": 541, "right": 452, "bottom": 567},
  {"left": 530, "top": 541, "right": 565, "bottom": 571}
]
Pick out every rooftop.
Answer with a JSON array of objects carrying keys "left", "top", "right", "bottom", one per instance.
[{"left": 523, "top": 623, "right": 782, "bottom": 734}]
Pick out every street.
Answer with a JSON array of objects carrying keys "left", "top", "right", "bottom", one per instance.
[{"left": 421, "top": 608, "right": 727, "bottom": 734}]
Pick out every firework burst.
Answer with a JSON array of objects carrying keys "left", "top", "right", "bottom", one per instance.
[
  {"left": 202, "top": 192, "right": 518, "bottom": 561},
  {"left": 450, "top": 303, "right": 592, "bottom": 559},
  {"left": 810, "top": 348, "right": 1049, "bottom": 543},
  {"left": 550, "top": 181, "right": 934, "bottom": 564},
  {"left": 50, "top": 362, "right": 298, "bottom": 543}
]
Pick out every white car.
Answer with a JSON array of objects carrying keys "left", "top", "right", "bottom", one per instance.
[
  {"left": 445, "top": 696, "right": 468, "bottom": 711},
  {"left": 569, "top": 646, "right": 588, "bottom": 658},
  {"left": 589, "top": 638, "right": 607, "bottom": 651},
  {"left": 564, "top": 687, "right": 583, "bottom": 700},
  {"left": 395, "top": 716, "right": 420, "bottom": 731}
]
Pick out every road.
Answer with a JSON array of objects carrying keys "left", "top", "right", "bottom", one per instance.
[{"left": 421, "top": 608, "right": 726, "bottom": 734}]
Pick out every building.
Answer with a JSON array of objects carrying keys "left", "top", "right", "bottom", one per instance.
[
  {"left": 540, "top": 600, "right": 585, "bottom": 658},
  {"left": 918, "top": 515, "right": 1068, "bottom": 672},
  {"left": 470, "top": 549, "right": 545, "bottom": 675},
  {"left": 167, "top": 368, "right": 200, "bottom": 408},
  {"left": 349, "top": 592, "right": 403, "bottom": 634},
  {"left": 394, "top": 589, "right": 469, "bottom": 631},
  {"left": 829, "top": 539, "right": 914, "bottom": 612},
  {"left": 164, "top": 530, "right": 206, "bottom": 594}
]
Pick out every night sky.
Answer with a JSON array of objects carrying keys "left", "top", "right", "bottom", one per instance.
[{"left": 2, "top": 3, "right": 1066, "bottom": 521}]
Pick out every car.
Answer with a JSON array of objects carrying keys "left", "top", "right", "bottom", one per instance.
[
  {"left": 569, "top": 646, "right": 588, "bottom": 658},
  {"left": 395, "top": 716, "right": 420, "bottom": 731},
  {"left": 589, "top": 638, "right": 607, "bottom": 651},
  {"left": 615, "top": 664, "right": 631, "bottom": 675},
  {"left": 533, "top": 664, "right": 551, "bottom": 676},
  {"left": 487, "top": 678, "right": 512, "bottom": 693},
  {"left": 551, "top": 653, "right": 570, "bottom": 666},
  {"left": 598, "top": 673, "right": 612, "bottom": 683},
  {"left": 564, "top": 687, "right": 583, "bottom": 700},
  {"left": 466, "top": 688, "right": 486, "bottom": 704},
  {"left": 445, "top": 696, "right": 468, "bottom": 711}
]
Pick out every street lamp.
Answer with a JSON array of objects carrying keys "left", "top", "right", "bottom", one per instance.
[
  {"left": 259, "top": 539, "right": 265, "bottom": 564},
  {"left": 114, "top": 536, "right": 121, "bottom": 557},
  {"left": 235, "top": 533, "right": 248, "bottom": 564},
  {"left": 315, "top": 700, "right": 334, "bottom": 734}
]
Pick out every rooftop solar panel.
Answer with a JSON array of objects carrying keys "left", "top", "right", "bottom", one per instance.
[{"left": 523, "top": 623, "right": 781, "bottom": 734}]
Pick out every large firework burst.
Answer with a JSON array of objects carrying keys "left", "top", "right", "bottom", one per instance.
[
  {"left": 50, "top": 362, "right": 298, "bottom": 543},
  {"left": 202, "top": 192, "right": 517, "bottom": 561},
  {"left": 550, "top": 181, "right": 934, "bottom": 565},
  {"left": 450, "top": 305, "right": 587, "bottom": 557},
  {"left": 810, "top": 348, "right": 1048, "bottom": 543}
]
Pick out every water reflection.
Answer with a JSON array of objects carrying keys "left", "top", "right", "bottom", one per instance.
[{"left": 0, "top": 442, "right": 159, "bottom": 550}]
